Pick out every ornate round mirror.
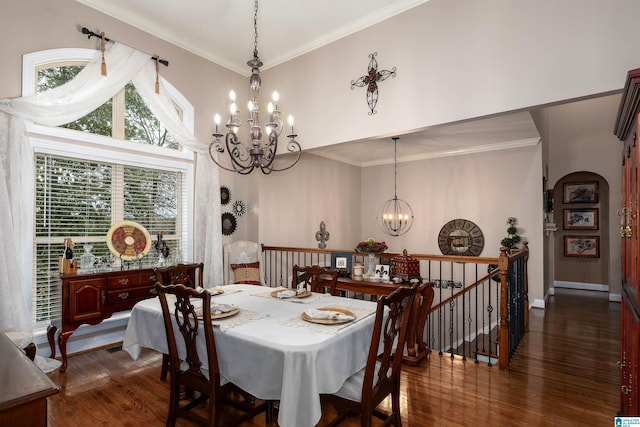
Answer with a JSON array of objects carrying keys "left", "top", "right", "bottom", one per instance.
[{"left": 437, "top": 219, "right": 484, "bottom": 256}]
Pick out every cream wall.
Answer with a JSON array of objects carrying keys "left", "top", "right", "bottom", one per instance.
[
  {"left": 258, "top": 153, "right": 361, "bottom": 250},
  {"left": 533, "top": 95, "right": 623, "bottom": 297},
  {"left": 263, "top": 0, "right": 640, "bottom": 152},
  {"left": 360, "top": 143, "right": 545, "bottom": 306},
  {"left": 0, "top": 0, "right": 629, "bottom": 316},
  {"left": 256, "top": 143, "right": 545, "bottom": 306}
]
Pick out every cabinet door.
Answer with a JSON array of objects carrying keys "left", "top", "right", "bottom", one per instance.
[{"left": 68, "top": 278, "right": 106, "bottom": 323}]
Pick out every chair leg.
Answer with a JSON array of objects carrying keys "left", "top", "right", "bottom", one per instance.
[
  {"left": 160, "top": 353, "right": 169, "bottom": 380},
  {"left": 24, "top": 342, "right": 37, "bottom": 361}
]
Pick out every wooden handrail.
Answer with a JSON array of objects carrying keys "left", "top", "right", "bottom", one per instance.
[{"left": 261, "top": 244, "right": 500, "bottom": 264}]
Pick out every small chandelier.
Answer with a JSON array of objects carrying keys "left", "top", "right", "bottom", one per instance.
[
  {"left": 377, "top": 137, "right": 414, "bottom": 236},
  {"left": 209, "top": 0, "right": 302, "bottom": 175}
]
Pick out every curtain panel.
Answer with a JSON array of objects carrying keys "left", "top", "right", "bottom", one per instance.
[{"left": 0, "top": 42, "right": 222, "bottom": 334}]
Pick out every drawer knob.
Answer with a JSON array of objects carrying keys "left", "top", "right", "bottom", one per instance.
[
  {"left": 118, "top": 278, "right": 129, "bottom": 285},
  {"left": 118, "top": 291, "right": 130, "bottom": 300}
]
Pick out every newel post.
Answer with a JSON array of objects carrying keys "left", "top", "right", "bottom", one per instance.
[{"left": 498, "top": 246, "right": 510, "bottom": 370}]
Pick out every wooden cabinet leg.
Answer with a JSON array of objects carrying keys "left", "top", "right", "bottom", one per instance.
[
  {"left": 47, "top": 324, "right": 57, "bottom": 359},
  {"left": 58, "top": 332, "right": 72, "bottom": 373}
]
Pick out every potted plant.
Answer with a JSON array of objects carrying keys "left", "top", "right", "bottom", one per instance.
[{"left": 500, "top": 217, "right": 521, "bottom": 253}]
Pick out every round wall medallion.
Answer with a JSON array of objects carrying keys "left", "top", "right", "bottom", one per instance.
[
  {"left": 106, "top": 220, "right": 152, "bottom": 260},
  {"left": 437, "top": 219, "right": 484, "bottom": 256},
  {"left": 220, "top": 186, "right": 231, "bottom": 205},
  {"left": 221, "top": 212, "right": 237, "bottom": 236},
  {"left": 232, "top": 200, "right": 246, "bottom": 217}
]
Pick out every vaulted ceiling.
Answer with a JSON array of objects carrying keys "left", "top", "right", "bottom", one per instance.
[{"left": 76, "top": 0, "right": 605, "bottom": 165}]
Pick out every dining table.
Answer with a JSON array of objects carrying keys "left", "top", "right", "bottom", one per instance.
[{"left": 122, "top": 283, "right": 380, "bottom": 427}]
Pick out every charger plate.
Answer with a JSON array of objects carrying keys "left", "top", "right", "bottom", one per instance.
[
  {"left": 302, "top": 308, "right": 355, "bottom": 325},
  {"left": 198, "top": 306, "right": 239, "bottom": 320},
  {"left": 271, "top": 289, "right": 311, "bottom": 299},
  {"left": 211, "top": 307, "right": 239, "bottom": 319}
]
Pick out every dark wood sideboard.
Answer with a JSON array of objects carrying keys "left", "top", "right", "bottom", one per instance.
[
  {"left": 47, "top": 267, "right": 159, "bottom": 373},
  {"left": 0, "top": 331, "right": 59, "bottom": 426}
]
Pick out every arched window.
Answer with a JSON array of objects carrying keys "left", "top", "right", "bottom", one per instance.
[{"left": 24, "top": 49, "right": 194, "bottom": 328}]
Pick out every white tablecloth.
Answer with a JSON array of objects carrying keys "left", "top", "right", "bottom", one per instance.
[{"left": 122, "top": 284, "right": 378, "bottom": 427}]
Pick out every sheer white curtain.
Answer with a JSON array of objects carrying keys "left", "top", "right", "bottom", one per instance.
[{"left": 0, "top": 42, "right": 222, "bottom": 335}]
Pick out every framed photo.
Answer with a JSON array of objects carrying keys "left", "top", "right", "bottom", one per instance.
[
  {"left": 564, "top": 235, "right": 599, "bottom": 258},
  {"left": 563, "top": 181, "right": 598, "bottom": 204},
  {"left": 563, "top": 208, "right": 598, "bottom": 230},
  {"left": 330, "top": 251, "right": 352, "bottom": 272}
]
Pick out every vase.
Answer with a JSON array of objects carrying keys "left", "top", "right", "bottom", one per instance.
[{"left": 365, "top": 253, "right": 376, "bottom": 278}]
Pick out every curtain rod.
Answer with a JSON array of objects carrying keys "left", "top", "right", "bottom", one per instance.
[{"left": 81, "top": 26, "right": 169, "bottom": 67}]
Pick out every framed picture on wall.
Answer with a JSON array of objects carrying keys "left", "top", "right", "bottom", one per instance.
[
  {"left": 563, "top": 208, "right": 599, "bottom": 230},
  {"left": 331, "top": 252, "right": 352, "bottom": 273},
  {"left": 563, "top": 181, "right": 598, "bottom": 204},
  {"left": 564, "top": 235, "right": 599, "bottom": 258}
]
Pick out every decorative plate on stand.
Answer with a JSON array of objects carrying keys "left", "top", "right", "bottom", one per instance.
[
  {"left": 221, "top": 212, "right": 237, "bottom": 236},
  {"left": 106, "top": 220, "right": 152, "bottom": 261}
]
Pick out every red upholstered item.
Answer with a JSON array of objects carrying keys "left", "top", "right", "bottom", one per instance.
[{"left": 231, "top": 262, "right": 261, "bottom": 285}]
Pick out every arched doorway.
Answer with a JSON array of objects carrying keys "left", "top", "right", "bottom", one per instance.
[{"left": 552, "top": 171, "right": 610, "bottom": 293}]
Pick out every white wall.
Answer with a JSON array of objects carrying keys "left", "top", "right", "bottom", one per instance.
[
  {"left": 360, "top": 143, "right": 545, "bottom": 306},
  {"left": 257, "top": 143, "right": 545, "bottom": 306},
  {"left": 534, "top": 94, "right": 623, "bottom": 297},
  {"left": 265, "top": 0, "right": 640, "bottom": 152},
  {"left": 258, "top": 153, "right": 362, "bottom": 250}
]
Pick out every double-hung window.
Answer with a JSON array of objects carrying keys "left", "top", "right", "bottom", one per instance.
[{"left": 24, "top": 49, "right": 194, "bottom": 329}]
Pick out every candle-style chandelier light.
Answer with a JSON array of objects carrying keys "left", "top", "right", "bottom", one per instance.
[
  {"left": 209, "top": 0, "right": 302, "bottom": 175},
  {"left": 377, "top": 137, "right": 414, "bottom": 236}
]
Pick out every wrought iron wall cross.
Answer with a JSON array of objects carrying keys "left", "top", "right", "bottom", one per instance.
[{"left": 351, "top": 52, "right": 397, "bottom": 115}]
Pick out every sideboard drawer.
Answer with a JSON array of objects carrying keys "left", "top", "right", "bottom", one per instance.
[
  {"left": 106, "top": 286, "right": 155, "bottom": 304},
  {"left": 108, "top": 274, "right": 144, "bottom": 290}
]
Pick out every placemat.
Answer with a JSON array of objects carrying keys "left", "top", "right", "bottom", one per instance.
[{"left": 211, "top": 309, "right": 269, "bottom": 332}]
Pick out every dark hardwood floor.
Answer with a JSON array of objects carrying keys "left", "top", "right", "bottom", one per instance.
[{"left": 45, "top": 290, "right": 621, "bottom": 426}]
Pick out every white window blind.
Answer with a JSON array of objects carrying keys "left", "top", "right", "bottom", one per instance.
[{"left": 33, "top": 153, "right": 188, "bottom": 328}]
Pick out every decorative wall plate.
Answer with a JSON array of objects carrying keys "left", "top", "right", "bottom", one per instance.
[
  {"left": 233, "top": 200, "right": 246, "bottom": 216},
  {"left": 106, "top": 220, "right": 152, "bottom": 261},
  {"left": 221, "top": 212, "right": 237, "bottom": 236},
  {"left": 220, "top": 186, "right": 231, "bottom": 205},
  {"left": 437, "top": 219, "right": 484, "bottom": 256}
]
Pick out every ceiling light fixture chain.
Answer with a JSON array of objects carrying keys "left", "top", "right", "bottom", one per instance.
[
  {"left": 376, "top": 137, "right": 414, "bottom": 236},
  {"left": 209, "top": 0, "right": 301, "bottom": 175}
]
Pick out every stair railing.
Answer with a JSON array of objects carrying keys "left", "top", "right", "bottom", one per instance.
[{"left": 260, "top": 243, "right": 529, "bottom": 370}]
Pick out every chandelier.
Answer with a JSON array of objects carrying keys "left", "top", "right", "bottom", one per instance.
[
  {"left": 209, "top": 0, "right": 302, "bottom": 175},
  {"left": 377, "top": 137, "right": 414, "bottom": 236}
]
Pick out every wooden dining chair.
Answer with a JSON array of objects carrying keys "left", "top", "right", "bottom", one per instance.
[
  {"left": 321, "top": 283, "right": 418, "bottom": 427},
  {"left": 291, "top": 264, "right": 339, "bottom": 294},
  {"left": 154, "top": 262, "right": 204, "bottom": 381},
  {"left": 154, "top": 262, "right": 204, "bottom": 289},
  {"left": 155, "top": 283, "right": 266, "bottom": 427}
]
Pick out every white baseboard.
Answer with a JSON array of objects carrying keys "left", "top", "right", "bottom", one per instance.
[
  {"left": 530, "top": 298, "right": 545, "bottom": 310},
  {"left": 554, "top": 280, "right": 608, "bottom": 292},
  {"left": 33, "top": 312, "right": 130, "bottom": 358}
]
